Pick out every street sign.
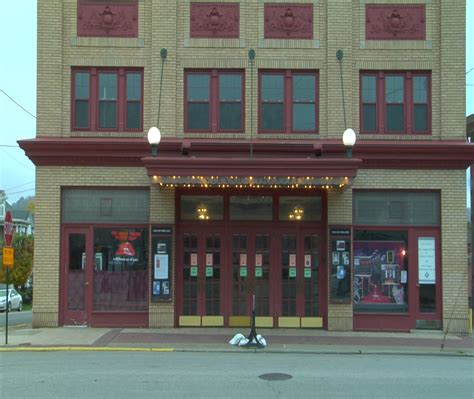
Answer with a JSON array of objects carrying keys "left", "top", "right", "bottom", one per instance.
[
  {"left": 4, "top": 210, "right": 14, "bottom": 247},
  {"left": 3, "top": 247, "right": 14, "bottom": 267}
]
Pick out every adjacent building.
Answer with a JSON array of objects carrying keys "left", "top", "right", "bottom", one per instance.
[{"left": 20, "top": 0, "right": 473, "bottom": 333}]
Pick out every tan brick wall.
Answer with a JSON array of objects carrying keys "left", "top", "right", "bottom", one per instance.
[
  {"left": 36, "top": 0, "right": 466, "bottom": 141},
  {"left": 149, "top": 187, "right": 176, "bottom": 327}
]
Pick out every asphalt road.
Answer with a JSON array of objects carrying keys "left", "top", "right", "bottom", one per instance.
[
  {"left": 0, "top": 352, "right": 472, "bottom": 398},
  {"left": 0, "top": 310, "right": 32, "bottom": 328}
]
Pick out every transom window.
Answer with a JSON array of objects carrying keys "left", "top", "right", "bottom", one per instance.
[
  {"left": 185, "top": 70, "right": 244, "bottom": 133},
  {"left": 360, "top": 71, "right": 430, "bottom": 134},
  {"left": 259, "top": 70, "right": 318, "bottom": 134},
  {"left": 72, "top": 67, "right": 143, "bottom": 131}
]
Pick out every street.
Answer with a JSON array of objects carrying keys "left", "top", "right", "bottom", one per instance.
[
  {"left": 0, "top": 351, "right": 472, "bottom": 398},
  {"left": 0, "top": 310, "right": 32, "bottom": 328}
]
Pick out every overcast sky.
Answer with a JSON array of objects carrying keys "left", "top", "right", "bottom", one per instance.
[{"left": 0, "top": 1, "right": 473, "bottom": 204}]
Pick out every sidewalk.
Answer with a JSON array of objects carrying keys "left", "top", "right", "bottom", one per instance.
[{"left": 1, "top": 325, "right": 473, "bottom": 356}]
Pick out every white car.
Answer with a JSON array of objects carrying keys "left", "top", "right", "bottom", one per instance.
[{"left": 0, "top": 288, "right": 23, "bottom": 312}]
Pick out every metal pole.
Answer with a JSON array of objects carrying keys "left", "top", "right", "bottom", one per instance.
[{"left": 5, "top": 267, "right": 9, "bottom": 345}]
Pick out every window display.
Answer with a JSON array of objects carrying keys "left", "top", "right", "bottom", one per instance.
[
  {"left": 93, "top": 227, "right": 148, "bottom": 311},
  {"left": 353, "top": 230, "right": 408, "bottom": 313}
]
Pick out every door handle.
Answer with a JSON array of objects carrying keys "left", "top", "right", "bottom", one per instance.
[
  {"left": 84, "top": 281, "right": 89, "bottom": 286},
  {"left": 416, "top": 283, "right": 420, "bottom": 288}
]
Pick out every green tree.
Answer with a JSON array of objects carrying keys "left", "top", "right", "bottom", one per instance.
[{"left": 0, "top": 234, "right": 34, "bottom": 286}]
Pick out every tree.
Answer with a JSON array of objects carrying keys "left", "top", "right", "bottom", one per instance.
[{"left": 0, "top": 234, "right": 34, "bottom": 286}]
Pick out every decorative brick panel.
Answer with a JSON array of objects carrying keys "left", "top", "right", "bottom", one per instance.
[
  {"left": 264, "top": 4, "right": 313, "bottom": 40},
  {"left": 366, "top": 4, "right": 425, "bottom": 41},
  {"left": 77, "top": 1, "right": 138, "bottom": 38},
  {"left": 190, "top": 3, "right": 239, "bottom": 39}
]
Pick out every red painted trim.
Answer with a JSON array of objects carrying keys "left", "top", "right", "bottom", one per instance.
[
  {"left": 18, "top": 137, "right": 474, "bottom": 170},
  {"left": 71, "top": 67, "right": 143, "bottom": 133}
]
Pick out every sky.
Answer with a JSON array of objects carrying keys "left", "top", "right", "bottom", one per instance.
[{"left": 0, "top": 1, "right": 473, "bottom": 205}]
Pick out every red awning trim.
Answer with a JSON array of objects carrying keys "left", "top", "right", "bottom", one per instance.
[{"left": 17, "top": 137, "right": 474, "bottom": 170}]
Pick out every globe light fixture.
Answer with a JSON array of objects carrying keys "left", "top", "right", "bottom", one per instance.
[
  {"left": 342, "top": 128, "right": 356, "bottom": 158},
  {"left": 147, "top": 127, "right": 161, "bottom": 157}
]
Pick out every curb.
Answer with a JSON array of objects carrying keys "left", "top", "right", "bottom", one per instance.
[
  {"left": 0, "top": 346, "right": 174, "bottom": 352},
  {"left": 0, "top": 345, "right": 471, "bottom": 357}
]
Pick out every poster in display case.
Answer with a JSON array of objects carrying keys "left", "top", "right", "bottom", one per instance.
[
  {"left": 329, "top": 228, "right": 351, "bottom": 303},
  {"left": 151, "top": 226, "right": 172, "bottom": 302}
]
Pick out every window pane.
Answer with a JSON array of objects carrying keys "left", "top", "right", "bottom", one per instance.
[
  {"left": 279, "top": 196, "right": 322, "bottom": 221},
  {"left": 230, "top": 196, "right": 273, "bottom": 221},
  {"left": 219, "top": 75, "right": 241, "bottom": 101},
  {"left": 75, "top": 72, "right": 89, "bottom": 99},
  {"left": 353, "top": 230, "right": 409, "bottom": 314},
  {"left": 353, "top": 191, "right": 440, "bottom": 226},
  {"left": 93, "top": 227, "right": 148, "bottom": 311},
  {"left": 99, "top": 102, "right": 117, "bottom": 128},
  {"left": 219, "top": 103, "right": 241, "bottom": 130},
  {"left": 362, "top": 104, "right": 376, "bottom": 131},
  {"left": 386, "top": 104, "right": 403, "bottom": 132},
  {"left": 413, "top": 76, "right": 427, "bottom": 103},
  {"left": 419, "top": 284, "right": 436, "bottom": 313},
  {"left": 292, "top": 103, "right": 315, "bottom": 131},
  {"left": 413, "top": 104, "right": 427, "bottom": 132},
  {"left": 75, "top": 100, "right": 89, "bottom": 128},
  {"left": 127, "top": 73, "right": 141, "bottom": 100},
  {"left": 180, "top": 196, "right": 224, "bottom": 220},
  {"left": 99, "top": 73, "right": 117, "bottom": 100},
  {"left": 385, "top": 76, "right": 404, "bottom": 103},
  {"left": 262, "top": 74, "right": 284, "bottom": 102},
  {"left": 126, "top": 102, "right": 140, "bottom": 129},
  {"left": 293, "top": 75, "right": 315, "bottom": 102},
  {"left": 187, "top": 103, "right": 210, "bottom": 130},
  {"left": 362, "top": 76, "right": 376, "bottom": 102},
  {"left": 262, "top": 103, "right": 284, "bottom": 130},
  {"left": 187, "top": 74, "right": 210, "bottom": 101}
]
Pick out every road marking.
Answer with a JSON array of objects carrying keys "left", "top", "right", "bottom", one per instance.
[{"left": 0, "top": 347, "right": 175, "bottom": 352}]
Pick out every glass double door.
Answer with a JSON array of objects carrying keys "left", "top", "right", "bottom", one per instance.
[{"left": 178, "top": 225, "right": 324, "bottom": 324}]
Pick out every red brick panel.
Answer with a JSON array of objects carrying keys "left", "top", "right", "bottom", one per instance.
[
  {"left": 264, "top": 4, "right": 313, "bottom": 40},
  {"left": 190, "top": 3, "right": 240, "bottom": 39},
  {"left": 77, "top": 1, "right": 138, "bottom": 38},
  {"left": 366, "top": 5, "right": 426, "bottom": 41}
]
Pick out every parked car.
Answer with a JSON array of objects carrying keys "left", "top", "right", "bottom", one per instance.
[{"left": 0, "top": 288, "right": 23, "bottom": 312}]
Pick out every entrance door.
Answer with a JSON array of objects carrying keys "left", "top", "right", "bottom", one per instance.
[
  {"left": 180, "top": 229, "right": 222, "bottom": 319},
  {"left": 231, "top": 230, "right": 272, "bottom": 318},
  {"left": 279, "top": 228, "right": 324, "bottom": 321},
  {"left": 62, "top": 228, "right": 92, "bottom": 325},
  {"left": 411, "top": 230, "right": 442, "bottom": 328}
]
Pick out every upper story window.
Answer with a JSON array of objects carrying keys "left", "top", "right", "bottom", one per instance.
[
  {"left": 360, "top": 71, "right": 430, "bottom": 135},
  {"left": 259, "top": 70, "right": 318, "bottom": 134},
  {"left": 72, "top": 68, "right": 143, "bottom": 132},
  {"left": 185, "top": 70, "right": 244, "bottom": 133}
]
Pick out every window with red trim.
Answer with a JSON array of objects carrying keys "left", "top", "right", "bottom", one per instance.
[
  {"left": 259, "top": 70, "right": 318, "bottom": 134},
  {"left": 185, "top": 70, "right": 244, "bottom": 133},
  {"left": 360, "top": 72, "right": 431, "bottom": 134},
  {"left": 72, "top": 68, "right": 143, "bottom": 131}
]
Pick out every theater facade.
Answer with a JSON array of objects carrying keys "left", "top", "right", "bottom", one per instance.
[{"left": 20, "top": 0, "right": 472, "bottom": 333}]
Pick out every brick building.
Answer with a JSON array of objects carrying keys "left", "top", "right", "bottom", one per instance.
[{"left": 20, "top": 0, "right": 473, "bottom": 333}]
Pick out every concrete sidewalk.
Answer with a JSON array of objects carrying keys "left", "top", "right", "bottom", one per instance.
[{"left": 1, "top": 325, "right": 473, "bottom": 356}]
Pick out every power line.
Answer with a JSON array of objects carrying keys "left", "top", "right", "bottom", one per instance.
[
  {"left": 5, "top": 188, "right": 35, "bottom": 196},
  {"left": 467, "top": 68, "right": 474, "bottom": 75},
  {"left": 0, "top": 148, "right": 35, "bottom": 171},
  {"left": 4, "top": 181, "right": 35, "bottom": 191},
  {"left": 0, "top": 145, "right": 19, "bottom": 148},
  {"left": 0, "top": 89, "right": 36, "bottom": 119}
]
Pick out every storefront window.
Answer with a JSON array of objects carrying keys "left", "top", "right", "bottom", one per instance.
[
  {"left": 93, "top": 227, "right": 148, "bottom": 311},
  {"left": 353, "top": 230, "right": 408, "bottom": 313}
]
